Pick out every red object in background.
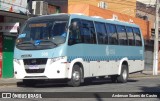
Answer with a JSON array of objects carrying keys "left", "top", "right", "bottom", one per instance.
[
  {"left": 9, "top": 6, "right": 13, "bottom": 12},
  {"left": 0, "top": 34, "right": 2, "bottom": 78},
  {"left": 0, "top": 16, "right": 3, "bottom": 78}
]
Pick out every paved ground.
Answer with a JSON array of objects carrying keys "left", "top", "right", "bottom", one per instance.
[
  {"left": 0, "top": 70, "right": 159, "bottom": 86},
  {"left": 0, "top": 71, "right": 160, "bottom": 101}
]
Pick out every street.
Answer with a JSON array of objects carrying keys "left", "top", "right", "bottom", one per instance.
[{"left": 0, "top": 77, "right": 160, "bottom": 101}]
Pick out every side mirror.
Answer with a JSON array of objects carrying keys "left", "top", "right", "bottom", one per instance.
[
  {"left": 69, "top": 22, "right": 78, "bottom": 31},
  {"left": 68, "top": 39, "right": 74, "bottom": 45},
  {"left": 17, "top": 26, "right": 20, "bottom": 36}
]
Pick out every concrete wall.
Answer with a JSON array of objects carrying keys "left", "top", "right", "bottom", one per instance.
[
  {"left": 68, "top": 4, "right": 151, "bottom": 39},
  {"left": 69, "top": 0, "right": 136, "bottom": 17}
]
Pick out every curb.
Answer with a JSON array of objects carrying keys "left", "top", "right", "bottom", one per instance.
[
  {"left": 0, "top": 78, "right": 21, "bottom": 87},
  {"left": 129, "top": 72, "right": 160, "bottom": 78},
  {"left": 129, "top": 75, "right": 160, "bottom": 78},
  {"left": 0, "top": 83, "right": 17, "bottom": 86}
]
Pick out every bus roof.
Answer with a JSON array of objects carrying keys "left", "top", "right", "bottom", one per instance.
[
  {"left": 70, "top": 14, "right": 139, "bottom": 28},
  {"left": 28, "top": 13, "right": 70, "bottom": 22},
  {"left": 28, "top": 13, "right": 139, "bottom": 28}
]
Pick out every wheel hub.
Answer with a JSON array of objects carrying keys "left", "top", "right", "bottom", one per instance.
[
  {"left": 122, "top": 69, "right": 127, "bottom": 80},
  {"left": 73, "top": 71, "right": 80, "bottom": 81}
]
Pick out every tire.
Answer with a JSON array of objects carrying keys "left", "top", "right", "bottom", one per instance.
[
  {"left": 117, "top": 65, "right": 128, "bottom": 83},
  {"left": 68, "top": 65, "right": 82, "bottom": 87},
  {"left": 23, "top": 79, "right": 37, "bottom": 87},
  {"left": 110, "top": 75, "right": 118, "bottom": 83}
]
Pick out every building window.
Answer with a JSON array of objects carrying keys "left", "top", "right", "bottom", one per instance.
[{"left": 98, "top": 1, "right": 107, "bottom": 9}]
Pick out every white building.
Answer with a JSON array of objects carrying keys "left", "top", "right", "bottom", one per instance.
[{"left": 137, "top": 0, "right": 156, "bottom": 5}]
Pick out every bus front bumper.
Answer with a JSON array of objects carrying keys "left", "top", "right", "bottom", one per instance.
[{"left": 13, "top": 58, "right": 70, "bottom": 79}]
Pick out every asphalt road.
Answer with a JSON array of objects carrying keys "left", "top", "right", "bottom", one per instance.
[{"left": 0, "top": 77, "right": 160, "bottom": 101}]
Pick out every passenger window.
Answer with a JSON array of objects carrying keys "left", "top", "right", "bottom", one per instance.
[
  {"left": 126, "top": 27, "right": 135, "bottom": 46},
  {"left": 95, "top": 22, "right": 108, "bottom": 44},
  {"left": 117, "top": 25, "right": 128, "bottom": 45},
  {"left": 133, "top": 28, "right": 142, "bottom": 46},
  {"left": 81, "top": 20, "right": 96, "bottom": 44},
  {"left": 68, "top": 19, "right": 82, "bottom": 45},
  {"left": 106, "top": 24, "right": 118, "bottom": 45}
]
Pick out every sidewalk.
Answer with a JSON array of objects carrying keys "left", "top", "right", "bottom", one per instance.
[
  {"left": 129, "top": 71, "right": 160, "bottom": 78},
  {"left": 0, "top": 71, "right": 160, "bottom": 86},
  {"left": 0, "top": 78, "right": 21, "bottom": 86}
]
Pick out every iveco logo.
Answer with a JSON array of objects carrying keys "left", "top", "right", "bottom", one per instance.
[
  {"left": 31, "top": 59, "right": 36, "bottom": 63},
  {"left": 21, "top": 54, "right": 32, "bottom": 58}
]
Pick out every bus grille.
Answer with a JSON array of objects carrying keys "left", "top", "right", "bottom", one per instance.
[
  {"left": 23, "top": 58, "right": 47, "bottom": 65},
  {"left": 25, "top": 69, "right": 45, "bottom": 73},
  {"left": 23, "top": 58, "right": 47, "bottom": 73}
]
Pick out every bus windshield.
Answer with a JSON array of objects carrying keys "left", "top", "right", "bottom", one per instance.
[{"left": 16, "top": 20, "right": 68, "bottom": 50}]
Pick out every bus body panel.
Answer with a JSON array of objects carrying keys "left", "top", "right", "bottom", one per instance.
[
  {"left": 14, "top": 44, "right": 67, "bottom": 59},
  {"left": 13, "top": 14, "right": 144, "bottom": 81},
  {"left": 14, "top": 57, "right": 69, "bottom": 79},
  {"left": 67, "top": 44, "right": 144, "bottom": 78}
]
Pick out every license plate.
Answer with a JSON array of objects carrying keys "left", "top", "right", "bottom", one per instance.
[{"left": 28, "top": 65, "right": 39, "bottom": 69}]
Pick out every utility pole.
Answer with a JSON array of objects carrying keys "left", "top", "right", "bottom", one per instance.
[{"left": 153, "top": 0, "right": 160, "bottom": 75}]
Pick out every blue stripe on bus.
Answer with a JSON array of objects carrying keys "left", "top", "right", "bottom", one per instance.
[{"left": 67, "top": 56, "right": 142, "bottom": 62}]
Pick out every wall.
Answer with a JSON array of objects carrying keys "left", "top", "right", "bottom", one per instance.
[
  {"left": 101, "top": 0, "right": 136, "bottom": 17},
  {"left": 0, "top": 15, "right": 3, "bottom": 78},
  {"left": 137, "top": 0, "right": 156, "bottom": 5},
  {"left": 68, "top": 0, "right": 136, "bottom": 17},
  {"left": 136, "top": 1, "right": 156, "bottom": 30},
  {"left": 136, "top": 10, "right": 155, "bottom": 29},
  {"left": 68, "top": 4, "right": 151, "bottom": 39},
  {"left": 45, "top": 0, "right": 68, "bottom": 13},
  {"left": 69, "top": 0, "right": 99, "bottom": 7},
  {"left": 0, "top": 0, "right": 27, "bottom": 14},
  {"left": 48, "top": 5, "right": 57, "bottom": 14}
]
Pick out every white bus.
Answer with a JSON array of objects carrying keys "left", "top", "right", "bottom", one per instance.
[{"left": 14, "top": 14, "right": 144, "bottom": 87}]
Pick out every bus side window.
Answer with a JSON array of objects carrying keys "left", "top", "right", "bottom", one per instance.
[
  {"left": 68, "top": 19, "right": 82, "bottom": 45},
  {"left": 133, "top": 28, "right": 142, "bottom": 46},
  {"left": 106, "top": 24, "right": 118, "bottom": 45},
  {"left": 81, "top": 20, "right": 96, "bottom": 44},
  {"left": 95, "top": 22, "right": 108, "bottom": 44},
  {"left": 126, "top": 27, "right": 135, "bottom": 46},
  {"left": 117, "top": 25, "right": 128, "bottom": 45}
]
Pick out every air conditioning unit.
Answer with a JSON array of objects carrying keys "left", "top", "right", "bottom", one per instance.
[
  {"left": 112, "top": 14, "right": 118, "bottom": 20},
  {"left": 32, "top": 1, "right": 48, "bottom": 15}
]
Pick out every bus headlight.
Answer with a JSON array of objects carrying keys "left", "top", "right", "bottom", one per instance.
[
  {"left": 50, "top": 56, "right": 66, "bottom": 64},
  {"left": 14, "top": 59, "right": 21, "bottom": 65}
]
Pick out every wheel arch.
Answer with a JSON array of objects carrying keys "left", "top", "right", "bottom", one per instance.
[
  {"left": 68, "top": 58, "right": 84, "bottom": 80},
  {"left": 118, "top": 57, "right": 129, "bottom": 75}
]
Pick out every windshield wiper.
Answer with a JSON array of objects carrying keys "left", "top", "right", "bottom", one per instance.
[
  {"left": 16, "top": 41, "right": 35, "bottom": 47},
  {"left": 40, "top": 39, "right": 58, "bottom": 46}
]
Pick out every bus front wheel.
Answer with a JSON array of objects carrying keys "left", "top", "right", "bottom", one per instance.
[
  {"left": 117, "top": 65, "right": 128, "bottom": 83},
  {"left": 68, "top": 65, "right": 82, "bottom": 87}
]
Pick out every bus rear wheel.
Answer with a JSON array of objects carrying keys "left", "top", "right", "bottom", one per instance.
[
  {"left": 117, "top": 65, "right": 128, "bottom": 83},
  {"left": 68, "top": 65, "right": 82, "bottom": 87}
]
